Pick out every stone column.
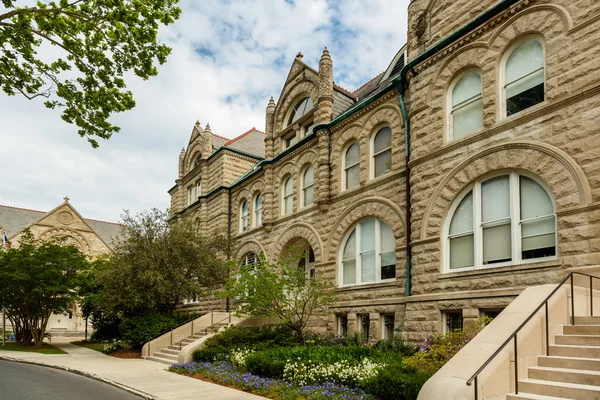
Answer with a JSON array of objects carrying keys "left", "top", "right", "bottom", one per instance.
[
  {"left": 178, "top": 148, "right": 185, "bottom": 179},
  {"left": 262, "top": 164, "right": 274, "bottom": 232},
  {"left": 369, "top": 313, "right": 381, "bottom": 343},
  {"left": 265, "top": 97, "right": 276, "bottom": 160},
  {"left": 462, "top": 308, "right": 480, "bottom": 329},
  {"left": 347, "top": 313, "right": 357, "bottom": 336},
  {"left": 315, "top": 47, "right": 333, "bottom": 125}
]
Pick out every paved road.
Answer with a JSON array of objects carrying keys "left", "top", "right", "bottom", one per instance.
[{"left": 0, "top": 360, "right": 141, "bottom": 400}]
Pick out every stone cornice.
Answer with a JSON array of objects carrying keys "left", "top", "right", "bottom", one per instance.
[
  {"left": 556, "top": 202, "right": 600, "bottom": 217},
  {"left": 271, "top": 137, "right": 318, "bottom": 166}
]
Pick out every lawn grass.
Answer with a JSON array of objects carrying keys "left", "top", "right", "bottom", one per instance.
[
  {"left": 0, "top": 342, "right": 67, "bottom": 354},
  {"left": 71, "top": 340, "right": 105, "bottom": 353}
]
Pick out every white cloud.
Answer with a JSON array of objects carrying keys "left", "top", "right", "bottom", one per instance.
[{"left": 0, "top": 0, "right": 409, "bottom": 222}]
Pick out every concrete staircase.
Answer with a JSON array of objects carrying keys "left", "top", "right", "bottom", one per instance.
[
  {"left": 146, "top": 322, "right": 229, "bottom": 365},
  {"left": 507, "top": 316, "right": 600, "bottom": 400}
]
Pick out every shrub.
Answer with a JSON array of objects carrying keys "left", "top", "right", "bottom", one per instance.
[
  {"left": 402, "top": 317, "right": 491, "bottom": 376},
  {"left": 361, "top": 365, "right": 429, "bottom": 400},
  {"left": 118, "top": 313, "right": 177, "bottom": 348}
]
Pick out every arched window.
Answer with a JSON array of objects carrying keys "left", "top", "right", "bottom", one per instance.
[
  {"left": 254, "top": 193, "right": 263, "bottom": 227},
  {"left": 449, "top": 70, "right": 483, "bottom": 139},
  {"left": 503, "top": 38, "right": 545, "bottom": 117},
  {"left": 288, "top": 97, "right": 314, "bottom": 126},
  {"left": 301, "top": 166, "right": 314, "bottom": 207},
  {"left": 340, "top": 218, "right": 396, "bottom": 286},
  {"left": 240, "top": 200, "right": 249, "bottom": 232},
  {"left": 282, "top": 176, "right": 293, "bottom": 215},
  {"left": 344, "top": 142, "right": 360, "bottom": 190},
  {"left": 372, "top": 127, "right": 392, "bottom": 178},
  {"left": 298, "top": 247, "right": 316, "bottom": 278},
  {"left": 242, "top": 252, "right": 258, "bottom": 268},
  {"left": 446, "top": 172, "right": 556, "bottom": 272}
]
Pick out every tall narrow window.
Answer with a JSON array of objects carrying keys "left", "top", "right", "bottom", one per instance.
[
  {"left": 298, "top": 247, "right": 316, "bottom": 278},
  {"left": 372, "top": 127, "right": 392, "bottom": 178},
  {"left": 302, "top": 166, "right": 314, "bottom": 207},
  {"left": 282, "top": 177, "right": 293, "bottom": 215},
  {"left": 240, "top": 200, "right": 249, "bottom": 232},
  {"left": 197, "top": 181, "right": 202, "bottom": 197},
  {"left": 344, "top": 142, "right": 360, "bottom": 190},
  {"left": 254, "top": 193, "right": 263, "bottom": 227},
  {"left": 504, "top": 39, "right": 545, "bottom": 116},
  {"left": 446, "top": 172, "right": 556, "bottom": 272},
  {"left": 188, "top": 185, "right": 197, "bottom": 206},
  {"left": 340, "top": 218, "right": 396, "bottom": 286},
  {"left": 337, "top": 315, "right": 348, "bottom": 337},
  {"left": 450, "top": 70, "right": 483, "bottom": 139}
]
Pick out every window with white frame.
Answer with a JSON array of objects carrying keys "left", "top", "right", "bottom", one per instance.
[
  {"left": 297, "top": 247, "right": 316, "bottom": 278},
  {"left": 288, "top": 97, "right": 313, "bottom": 126},
  {"left": 372, "top": 127, "right": 392, "bottom": 178},
  {"left": 340, "top": 218, "right": 396, "bottom": 286},
  {"left": 284, "top": 132, "right": 297, "bottom": 149},
  {"left": 358, "top": 314, "right": 370, "bottom": 339},
  {"left": 282, "top": 176, "right": 293, "bottom": 215},
  {"left": 187, "top": 185, "right": 197, "bottom": 205},
  {"left": 302, "top": 121, "right": 314, "bottom": 138},
  {"left": 337, "top": 315, "right": 348, "bottom": 337},
  {"left": 449, "top": 70, "right": 483, "bottom": 140},
  {"left": 344, "top": 142, "right": 360, "bottom": 190},
  {"left": 242, "top": 252, "right": 258, "bottom": 268},
  {"left": 446, "top": 172, "right": 556, "bottom": 272},
  {"left": 254, "top": 193, "right": 263, "bottom": 227},
  {"left": 503, "top": 38, "right": 545, "bottom": 117},
  {"left": 240, "top": 200, "right": 250, "bottom": 232},
  {"left": 302, "top": 166, "right": 314, "bottom": 207},
  {"left": 197, "top": 181, "right": 202, "bottom": 197},
  {"left": 382, "top": 315, "right": 395, "bottom": 340}
]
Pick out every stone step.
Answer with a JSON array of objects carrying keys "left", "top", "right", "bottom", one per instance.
[
  {"left": 519, "top": 378, "right": 600, "bottom": 399},
  {"left": 160, "top": 348, "right": 180, "bottom": 356},
  {"left": 574, "top": 317, "right": 600, "bottom": 325},
  {"left": 153, "top": 352, "right": 178, "bottom": 361},
  {"left": 563, "top": 325, "right": 600, "bottom": 335},
  {"left": 146, "top": 356, "right": 175, "bottom": 366},
  {"left": 538, "top": 355, "right": 600, "bottom": 371},
  {"left": 506, "top": 393, "right": 575, "bottom": 400},
  {"left": 555, "top": 335, "right": 600, "bottom": 346},
  {"left": 549, "top": 345, "right": 600, "bottom": 359},
  {"left": 528, "top": 366, "right": 600, "bottom": 386}
]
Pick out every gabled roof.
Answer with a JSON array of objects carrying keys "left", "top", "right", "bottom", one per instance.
[
  {"left": 223, "top": 128, "right": 265, "bottom": 158},
  {"left": 0, "top": 203, "right": 123, "bottom": 247}
]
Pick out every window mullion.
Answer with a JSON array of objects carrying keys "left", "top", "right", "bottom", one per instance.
[
  {"left": 474, "top": 183, "right": 482, "bottom": 269},
  {"left": 375, "top": 219, "right": 381, "bottom": 282},
  {"left": 511, "top": 172, "right": 521, "bottom": 264},
  {"left": 356, "top": 224, "right": 362, "bottom": 284}
]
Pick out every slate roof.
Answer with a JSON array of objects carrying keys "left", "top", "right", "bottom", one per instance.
[
  {"left": 223, "top": 128, "right": 265, "bottom": 158},
  {"left": 0, "top": 204, "right": 123, "bottom": 247}
]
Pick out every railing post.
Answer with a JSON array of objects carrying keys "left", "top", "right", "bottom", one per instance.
[
  {"left": 474, "top": 376, "right": 478, "bottom": 400},
  {"left": 211, "top": 310, "right": 214, "bottom": 326},
  {"left": 192, "top": 320, "right": 194, "bottom": 336},
  {"left": 229, "top": 312, "right": 231, "bottom": 324},
  {"left": 571, "top": 275, "right": 575, "bottom": 325},
  {"left": 545, "top": 302, "right": 549, "bottom": 356},
  {"left": 514, "top": 334, "right": 519, "bottom": 395},
  {"left": 591, "top": 276, "right": 594, "bottom": 317},
  {"left": 170, "top": 330, "right": 173, "bottom": 347}
]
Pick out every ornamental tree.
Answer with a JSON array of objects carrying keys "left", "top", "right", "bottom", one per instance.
[
  {"left": 0, "top": 230, "right": 90, "bottom": 347},
  {"left": 224, "top": 247, "right": 336, "bottom": 344},
  {"left": 0, "top": 0, "right": 181, "bottom": 147}
]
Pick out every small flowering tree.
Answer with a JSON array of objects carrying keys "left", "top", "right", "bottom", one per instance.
[{"left": 224, "top": 248, "right": 335, "bottom": 344}]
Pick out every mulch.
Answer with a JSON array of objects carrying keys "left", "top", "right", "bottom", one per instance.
[{"left": 109, "top": 348, "right": 142, "bottom": 359}]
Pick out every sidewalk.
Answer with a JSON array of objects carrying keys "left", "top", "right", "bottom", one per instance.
[{"left": 0, "top": 338, "right": 264, "bottom": 400}]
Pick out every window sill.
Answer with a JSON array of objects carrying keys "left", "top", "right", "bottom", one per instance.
[
  {"left": 234, "top": 225, "right": 264, "bottom": 239},
  {"left": 440, "top": 258, "right": 561, "bottom": 279},
  {"left": 336, "top": 280, "right": 397, "bottom": 292}
]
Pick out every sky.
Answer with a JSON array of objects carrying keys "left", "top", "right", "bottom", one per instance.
[{"left": 0, "top": 0, "right": 409, "bottom": 223}]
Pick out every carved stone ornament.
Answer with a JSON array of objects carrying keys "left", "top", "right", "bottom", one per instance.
[{"left": 57, "top": 211, "right": 74, "bottom": 225}]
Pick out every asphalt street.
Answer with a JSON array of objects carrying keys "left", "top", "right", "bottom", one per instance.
[{"left": 0, "top": 360, "right": 141, "bottom": 400}]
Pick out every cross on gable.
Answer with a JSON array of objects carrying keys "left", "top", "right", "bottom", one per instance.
[{"left": 63, "top": 196, "right": 70, "bottom": 202}]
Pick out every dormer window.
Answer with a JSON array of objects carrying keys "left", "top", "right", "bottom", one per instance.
[
  {"left": 288, "top": 97, "right": 313, "bottom": 126},
  {"left": 284, "top": 133, "right": 297, "bottom": 149},
  {"left": 195, "top": 154, "right": 203, "bottom": 166}
]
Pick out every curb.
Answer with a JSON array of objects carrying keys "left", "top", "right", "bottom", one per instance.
[{"left": 0, "top": 355, "right": 157, "bottom": 400}]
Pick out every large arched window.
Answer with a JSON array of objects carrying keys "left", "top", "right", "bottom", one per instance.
[
  {"left": 340, "top": 218, "right": 396, "bottom": 286},
  {"left": 344, "top": 142, "right": 360, "bottom": 190},
  {"left": 242, "top": 252, "right": 258, "bottom": 268},
  {"left": 301, "top": 166, "right": 314, "bottom": 207},
  {"left": 446, "top": 172, "right": 556, "bottom": 272},
  {"left": 503, "top": 38, "right": 545, "bottom": 117},
  {"left": 288, "top": 97, "right": 313, "bottom": 126},
  {"left": 240, "top": 200, "right": 249, "bottom": 232},
  {"left": 254, "top": 193, "right": 263, "bottom": 227},
  {"left": 282, "top": 176, "right": 293, "bottom": 215},
  {"left": 371, "top": 127, "right": 392, "bottom": 178},
  {"left": 298, "top": 247, "right": 316, "bottom": 278},
  {"left": 449, "top": 70, "right": 483, "bottom": 140}
]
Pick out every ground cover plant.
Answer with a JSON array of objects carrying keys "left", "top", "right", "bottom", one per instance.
[{"left": 0, "top": 342, "right": 66, "bottom": 354}]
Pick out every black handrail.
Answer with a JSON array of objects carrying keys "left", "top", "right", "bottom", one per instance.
[{"left": 466, "top": 271, "right": 599, "bottom": 400}]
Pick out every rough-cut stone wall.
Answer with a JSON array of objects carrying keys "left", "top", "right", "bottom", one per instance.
[
  {"left": 222, "top": 153, "right": 259, "bottom": 187},
  {"left": 404, "top": 0, "right": 600, "bottom": 340}
]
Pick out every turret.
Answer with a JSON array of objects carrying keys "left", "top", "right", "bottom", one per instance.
[
  {"left": 178, "top": 148, "right": 185, "bottom": 178},
  {"left": 315, "top": 47, "right": 333, "bottom": 125},
  {"left": 265, "top": 97, "right": 276, "bottom": 160}
]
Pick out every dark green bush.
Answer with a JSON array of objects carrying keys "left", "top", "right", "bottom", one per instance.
[
  {"left": 202, "top": 325, "right": 296, "bottom": 350},
  {"left": 361, "top": 365, "right": 429, "bottom": 400},
  {"left": 118, "top": 313, "right": 177, "bottom": 348},
  {"left": 192, "top": 347, "right": 227, "bottom": 363}
]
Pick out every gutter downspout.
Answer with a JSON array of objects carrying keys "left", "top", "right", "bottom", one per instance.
[
  {"left": 392, "top": 0, "right": 520, "bottom": 297},
  {"left": 226, "top": 188, "right": 232, "bottom": 312}
]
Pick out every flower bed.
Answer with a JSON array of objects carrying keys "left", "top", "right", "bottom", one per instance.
[{"left": 170, "top": 361, "right": 374, "bottom": 400}]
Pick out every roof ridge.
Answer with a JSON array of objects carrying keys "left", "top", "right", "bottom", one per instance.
[
  {"left": 0, "top": 204, "right": 46, "bottom": 214},
  {"left": 84, "top": 217, "right": 124, "bottom": 227},
  {"left": 211, "top": 132, "right": 230, "bottom": 141},
  {"left": 224, "top": 127, "right": 263, "bottom": 146},
  {"left": 352, "top": 71, "right": 385, "bottom": 96},
  {"left": 333, "top": 83, "right": 356, "bottom": 98}
]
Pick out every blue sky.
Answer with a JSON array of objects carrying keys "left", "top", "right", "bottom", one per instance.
[{"left": 0, "top": 0, "right": 409, "bottom": 222}]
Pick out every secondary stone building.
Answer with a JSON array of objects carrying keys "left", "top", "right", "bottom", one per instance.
[
  {"left": 0, "top": 198, "right": 123, "bottom": 334},
  {"left": 169, "top": 0, "right": 600, "bottom": 341}
]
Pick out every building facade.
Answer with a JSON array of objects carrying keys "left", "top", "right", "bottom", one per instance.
[
  {"left": 0, "top": 198, "right": 123, "bottom": 334},
  {"left": 170, "top": 0, "right": 600, "bottom": 341}
]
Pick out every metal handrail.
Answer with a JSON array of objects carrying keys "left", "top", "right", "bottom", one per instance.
[
  {"left": 179, "top": 311, "right": 234, "bottom": 351},
  {"left": 140, "top": 311, "right": 208, "bottom": 352},
  {"left": 466, "top": 271, "right": 599, "bottom": 400}
]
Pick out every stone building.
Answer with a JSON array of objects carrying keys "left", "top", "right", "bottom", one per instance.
[
  {"left": 170, "top": 0, "right": 600, "bottom": 342},
  {"left": 0, "top": 198, "right": 123, "bottom": 334}
]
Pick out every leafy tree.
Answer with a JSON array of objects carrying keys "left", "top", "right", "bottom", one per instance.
[
  {"left": 0, "top": 0, "right": 181, "bottom": 147},
  {"left": 86, "top": 209, "right": 228, "bottom": 325},
  {"left": 0, "top": 230, "right": 90, "bottom": 347},
  {"left": 224, "top": 248, "right": 336, "bottom": 344}
]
